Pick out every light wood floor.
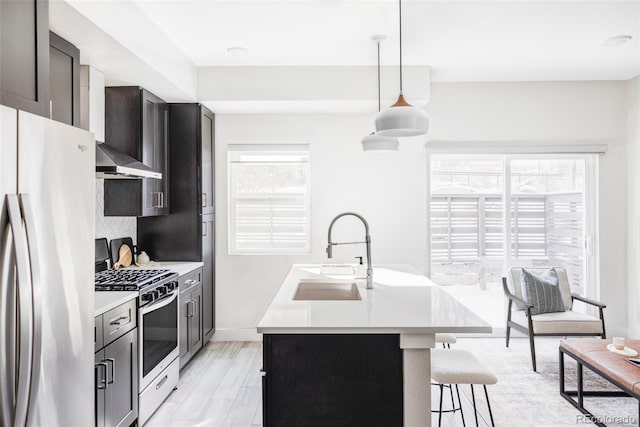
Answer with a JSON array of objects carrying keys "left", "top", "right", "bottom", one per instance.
[
  {"left": 146, "top": 341, "right": 263, "bottom": 427},
  {"left": 146, "top": 340, "right": 488, "bottom": 427}
]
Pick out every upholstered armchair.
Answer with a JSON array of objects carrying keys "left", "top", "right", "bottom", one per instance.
[{"left": 502, "top": 267, "right": 606, "bottom": 372}]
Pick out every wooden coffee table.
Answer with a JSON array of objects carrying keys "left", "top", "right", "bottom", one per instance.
[{"left": 559, "top": 339, "right": 640, "bottom": 427}]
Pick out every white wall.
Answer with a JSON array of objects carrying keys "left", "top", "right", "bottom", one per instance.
[
  {"left": 214, "top": 80, "right": 630, "bottom": 338},
  {"left": 214, "top": 114, "right": 427, "bottom": 339},
  {"left": 627, "top": 76, "right": 640, "bottom": 338}
]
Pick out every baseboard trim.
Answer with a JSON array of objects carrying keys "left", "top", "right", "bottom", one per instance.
[
  {"left": 207, "top": 329, "right": 509, "bottom": 342},
  {"left": 208, "top": 328, "right": 263, "bottom": 342}
]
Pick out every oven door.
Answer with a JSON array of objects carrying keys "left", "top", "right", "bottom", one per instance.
[{"left": 139, "top": 289, "right": 179, "bottom": 391}]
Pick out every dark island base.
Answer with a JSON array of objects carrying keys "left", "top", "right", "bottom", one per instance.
[{"left": 262, "top": 334, "right": 404, "bottom": 427}]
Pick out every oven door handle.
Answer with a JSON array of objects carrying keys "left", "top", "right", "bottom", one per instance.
[{"left": 141, "top": 290, "right": 178, "bottom": 315}]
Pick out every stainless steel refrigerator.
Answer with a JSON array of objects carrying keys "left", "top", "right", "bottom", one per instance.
[{"left": 0, "top": 105, "right": 94, "bottom": 426}]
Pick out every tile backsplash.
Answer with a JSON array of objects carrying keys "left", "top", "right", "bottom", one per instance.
[{"left": 95, "top": 179, "right": 136, "bottom": 244}]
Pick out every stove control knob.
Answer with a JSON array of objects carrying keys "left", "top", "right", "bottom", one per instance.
[{"left": 141, "top": 293, "right": 154, "bottom": 303}]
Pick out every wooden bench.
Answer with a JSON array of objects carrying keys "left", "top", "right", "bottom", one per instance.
[{"left": 559, "top": 339, "right": 640, "bottom": 426}]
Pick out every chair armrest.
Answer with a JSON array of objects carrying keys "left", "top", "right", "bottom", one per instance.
[
  {"left": 508, "top": 293, "right": 533, "bottom": 309},
  {"left": 571, "top": 293, "right": 607, "bottom": 308},
  {"left": 502, "top": 277, "right": 533, "bottom": 308}
]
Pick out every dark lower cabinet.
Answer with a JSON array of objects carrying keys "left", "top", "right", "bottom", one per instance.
[
  {"left": 49, "top": 32, "right": 80, "bottom": 126},
  {"left": 262, "top": 334, "right": 404, "bottom": 427},
  {"left": 0, "top": 0, "right": 49, "bottom": 117},
  {"left": 95, "top": 301, "right": 138, "bottom": 427},
  {"left": 179, "top": 268, "right": 204, "bottom": 368},
  {"left": 95, "top": 353, "right": 106, "bottom": 427},
  {"left": 202, "top": 214, "right": 215, "bottom": 340},
  {"left": 95, "top": 329, "right": 138, "bottom": 427}
]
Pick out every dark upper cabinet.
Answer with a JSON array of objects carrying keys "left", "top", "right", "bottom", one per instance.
[
  {"left": 49, "top": 32, "right": 80, "bottom": 127},
  {"left": 138, "top": 103, "right": 215, "bottom": 341},
  {"left": 104, "top": 87, "right": 169, "bottom": 217},
  {"left": 201, "top": 110, "right": 215, "bottom": 214},
  {"left": 0, "top": 0, "right": 50, "bottom": 117}
]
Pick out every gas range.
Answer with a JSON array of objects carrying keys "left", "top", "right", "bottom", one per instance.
[
  {"left": 94, "top": 238, "right": 179, "bottom": 306},
  {"left": 94, "top": 268, "right": 179, "bottom": 306},
  {"left": 94, "top": 238, "right": 180, "bottom": 424},
  {"left": 95, "top": 268, "right": 175, "bottom": 291}
]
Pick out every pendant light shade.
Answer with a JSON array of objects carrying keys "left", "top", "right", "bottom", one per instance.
[
  {"left": 374, "top": 96, "right": 428, "bottom": 137},
  {"left": 375, "top": 0, "right": 428, "bottom": 137},
  {"left": 361, "top": 133, "right": 400, "bottom": 151}
]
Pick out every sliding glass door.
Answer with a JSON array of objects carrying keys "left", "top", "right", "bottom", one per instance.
[{"left": 428, "top": 154, "right": 598, "bottom": 329}]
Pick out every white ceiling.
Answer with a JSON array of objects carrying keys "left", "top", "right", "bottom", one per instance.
[
  {"left": 52, "top": 0, "right": 640, "bottom": 112},
  {"left": 131, "top": 0, "right": 640, "bottom": 81}
]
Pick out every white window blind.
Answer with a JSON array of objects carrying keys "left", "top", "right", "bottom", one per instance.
[{"left": 228, "top": 145, "right": 310, "bottom": 254}]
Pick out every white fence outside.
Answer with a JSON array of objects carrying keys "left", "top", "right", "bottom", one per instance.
[{"left": 430, "top": 193, "right": 584, "bottom": 293}]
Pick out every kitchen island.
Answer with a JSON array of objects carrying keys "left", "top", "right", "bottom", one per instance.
[{"left": 257, "top": 265, "right": 491, "bottom": 427}]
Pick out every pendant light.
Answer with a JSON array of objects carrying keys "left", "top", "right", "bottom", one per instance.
[
  {"left": 374, "top": 0, "right": 428, "bottom": 137},
  {"left": 362, "top": 35, "right": 399, "bottom": 151}
]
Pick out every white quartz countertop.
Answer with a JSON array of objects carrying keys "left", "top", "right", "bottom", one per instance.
[
  {"left": 95, "top": 291, "right": 138, "bottom": 317},
  {"left": 123, "top": 261, "right": 204, "bottom": 277},
  {"left": 257, "top": 264, "right": 492, "bottom": 334}
]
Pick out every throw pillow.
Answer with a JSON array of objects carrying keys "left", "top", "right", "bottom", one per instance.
[{"left": 520, "top": 268, "right": 566, "bottom": 315}]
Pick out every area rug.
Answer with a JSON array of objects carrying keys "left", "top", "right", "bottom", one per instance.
[{"left": 455, "top": 337, "right": 638, "bottom": 427}]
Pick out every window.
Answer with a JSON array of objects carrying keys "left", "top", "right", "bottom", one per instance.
[
  {"left": 228, "top": 145, "right": 310, "bottom": 254},
  {"left": 427, "top": 153, "right": 599, "bottom": 330}
]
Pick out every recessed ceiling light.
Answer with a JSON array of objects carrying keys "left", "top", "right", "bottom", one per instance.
[
  {"left": 603, "top": 35, "right": 632, "bottom": 47},
  {"left": 226, "top": 46, "right": 249, "bottom": 56}
]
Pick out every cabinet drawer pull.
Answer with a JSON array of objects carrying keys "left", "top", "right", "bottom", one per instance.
[
  {"left": 152, "top": 192, "right": 163, "bottom": 208},
  {"left": 109, "top": 315, "right": 129, "bottom": 326},
  {"left": 187, "top": 300, "right": 195, "bottom": 318},
  {"left": 184, "top": 279, "right": 198, "bottom": 287},
  {"left": 156, "top": 375, "right": 168, "bottom": 390},
  {"left": 95, "top": 362, "right": 108, "bottom": 389},
  {"left": 104, "top": 358, "right": 116, "bottom": 384}
]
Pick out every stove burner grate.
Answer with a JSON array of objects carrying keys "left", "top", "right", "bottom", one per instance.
[{"left": 95, "top": 269, "right": 173, "bottom": 291}]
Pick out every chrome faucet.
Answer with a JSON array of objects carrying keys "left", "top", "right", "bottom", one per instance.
[{"left": 326, "top": 212, "right": 373, "bottom": 289}]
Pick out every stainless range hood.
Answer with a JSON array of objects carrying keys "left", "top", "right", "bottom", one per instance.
[{"left": 96, "top": 142, "right": 161, "bottom": 179}]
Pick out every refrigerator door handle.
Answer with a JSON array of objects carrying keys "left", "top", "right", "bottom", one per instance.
[
  {"left": 19, "top": 194, "right": 43, "bottom": 421},
  {"left": 0, "top": 211, "right": 17, "bottom": 427},
  {"left": 6, "top": 195, "right": 33, "bottom": 427}
]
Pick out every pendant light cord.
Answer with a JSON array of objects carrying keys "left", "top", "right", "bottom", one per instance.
[
  {"left": 377, "top": 41, "right": 381, "bottom": 112},
  {"left": 399, "top": 0, "right": 403, "bottom": 94}
]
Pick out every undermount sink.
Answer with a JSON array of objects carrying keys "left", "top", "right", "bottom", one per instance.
[{"left": 293, "top": 280, "right": 362, "bottom": 301}]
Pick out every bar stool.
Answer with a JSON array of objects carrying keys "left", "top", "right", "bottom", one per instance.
[
  {"left": 431, "top": 349, "right": 497, "bottom": 427},
  {"left": 432, "top": 333, "right": 460, "bottom": 416},
  {"left": 436, "top": 333, "right": 457, "bottom": 349}
]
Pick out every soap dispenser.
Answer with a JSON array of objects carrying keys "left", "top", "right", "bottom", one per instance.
[{"left": 354, "top": 256, "right": 365, "bottom": 278}]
